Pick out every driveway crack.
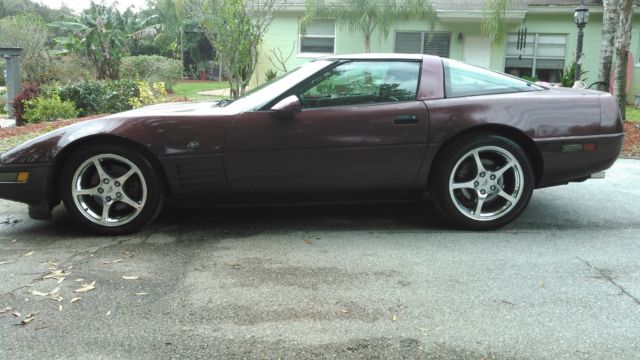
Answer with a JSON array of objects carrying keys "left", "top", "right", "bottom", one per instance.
[{"left": 578, "top": 257, "right": 640, "bottom": 305}]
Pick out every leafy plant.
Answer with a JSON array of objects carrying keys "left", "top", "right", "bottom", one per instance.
[
  {"left": 265, "top": 69, "right": 278, "bottom": 81},
  {"left": 481, "top": 0, "right": 510, "bottom": 43},
  {"left": 58, "top": 80, "right": 140, "bottom": 116},
  {"left": 23, "top": 94, "right": 78, "bottom": 123},
  {"left": 119, "top": 55, "right": 183, "bottom": 91},
  {"left": 129, "top": 81, "right": 167, "bottom": 108},
  {"left": 11, "top": 85, "right": 40, "bottom": 125},
  {"left": 560, "top": 60, "right": 587, "bottom": 88}
]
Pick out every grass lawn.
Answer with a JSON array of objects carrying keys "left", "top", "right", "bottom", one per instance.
[
  {"left": 169, "top": 81, "right": 228, "bottom": 101},
  {"left": 625, "top": 106, "right": 640, "bottom": 123}
]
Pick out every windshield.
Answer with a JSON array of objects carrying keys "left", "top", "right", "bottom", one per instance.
[
  {"left": 443, "top": 59, "right": 544, "bottom": 98},
  {"left": 222, "top": 60, "right": 334, "bottom": 111}
]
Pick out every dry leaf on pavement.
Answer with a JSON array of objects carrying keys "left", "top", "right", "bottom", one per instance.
[
  {"left": 133, "top": 292, "right": 148, "bottom": 296},
  {"left": 70, "top": 297, "right": 81, "bottom": 304},
  {"left": 0, "top": 306, "right": 12, "bottom": 314},
  {"left": 23, "top": 251, "right": 34, "bottom": 257},
  {"left": 75, "top": 281, "right": 96, "bottom": 293},
  {"left": 0, "top": 260, "right": 14, "bottom": 265},
  {"left": 122, "top": 275, "right": 140, "bottom": 280}
]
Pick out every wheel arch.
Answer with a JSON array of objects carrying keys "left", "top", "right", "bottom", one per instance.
[
  {"left": 50, "top": 135, "right": 172, "bottom": 205},
  {"left": 426, "top": 124, "right": 544, "bottom": 190}
]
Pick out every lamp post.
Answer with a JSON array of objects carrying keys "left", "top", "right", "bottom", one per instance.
[{"left": 574, "top": 3, "right": 589, "bottom": 83}]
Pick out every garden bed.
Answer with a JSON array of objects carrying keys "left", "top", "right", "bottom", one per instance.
[{"left": 623, "top": 121, "right": 640, "bottom": 158}]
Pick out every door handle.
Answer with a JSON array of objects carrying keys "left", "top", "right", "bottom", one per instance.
[{"left": 393, "top": 114, "right": 418, "bottom": 125}]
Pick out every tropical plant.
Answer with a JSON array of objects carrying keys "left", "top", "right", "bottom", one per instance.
[
  {"left": 596, "top": 0, "right": 619, "bottom": 92},
  {"left": 613, "top": 0, "right": 634, "bottom": 120},
  {"left": 129, "top": 81, "right": 167, "bottom": 108},
  {"left": 303, "top": 0, "right": 435, "bottom": 53},
  {"left": 560, "top": 60, "right": 586, "bottom": 88},
  {"left": 23, "top": 94, "right": 79, "bottom": 123},
  {"left": 265, "top": 69, "right": 278, "bottom": 81},
  {"left": 177, "top": 0, "right": 283, "bottom": 98},
  {"left": 52, "top": 1, "right": 127, "bottom": 80},
  {"left": 481, "top": 0, "right": 510, "bottom": 43}
]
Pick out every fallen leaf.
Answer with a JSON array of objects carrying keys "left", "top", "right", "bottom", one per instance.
[
  {"left": 23, "top": 251, "right": 34, "bottom": 257},
  {"left": 392, "top": 314, "right": 398, "bottom": 321},
  {"left": 30, "top": 290, "right": 50, "bottom": 297},
  {"left": 19, "top": 317, "right": 35, "bottom": 325},
  {"left": 70, "top": 297, "right": 81, "bottom": 304},
  {"left": 75, "top": 278, "right": 84, "bottom": 282},
  {"left": 416, "top": 327, "right": 430, "bottom": 332},
  {"left": 0, "top": 260, "right": 14, "bottom": 265},
  {"left": 304, "top": 239, "right": 313, "bottom": 245},
  {"left": 75, "top": 281, "right": 96, "bottom": 293},
  {"left": 539, "top": 281, "right": 545, "bottom": 288},
  {"left": 105, "top": 311, "right": 111, "bottom": 316},
  {"left": 122, "top": 275, "right": 140, "bottom": 280},
  {"left": 46, "top": 260, "right": 59, "bottom": 266},
  {"left": 66, "top": 266, "right": 73, "bottom": 270},
  {"left": 133, "top": 292, "right": 148, "bottom": 296},
  {"left": 12, "top": 312, "right": 20, "bottom": 317},
  {"left": 0, "top": 306, "right": 12, "bottom": 314},
  {"left": 58, "top": 304, "right": 63, "bottom": 312},
  {"left": 57, "top": 277, "right": 66, "bottom": 285},
  {"left": 338, "top": 309, "right": 350, "bottom": 314},
  {"left": 10, "top": 239, "right": 17, "bottom": 243},
  {"left": 102, "top": 258, "right": 123, "bottom": 264}
]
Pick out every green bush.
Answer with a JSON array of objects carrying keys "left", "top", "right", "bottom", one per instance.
[
  {"left": 119, "top": 55, "right": 183, "bottom": 92},
  {"left": 58, "top": 80, "right": 140, "bottom": 116},
  {"left": 23, "top": 94, "right": 78, "bottom": 123}
]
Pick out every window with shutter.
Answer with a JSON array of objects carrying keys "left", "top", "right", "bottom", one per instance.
[
  {"left": 300, "top": 19, "right": 335, "bottom": 55},
  {"left": 394, "top": 32, "right": 451, "bottom": 58},
  {"left": 505, "top": 33, "right": 567, "bottom": 83}
]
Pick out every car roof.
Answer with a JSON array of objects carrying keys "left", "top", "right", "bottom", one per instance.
[{"left": 321, "top": 53, "right": 439, "bottom": 61}]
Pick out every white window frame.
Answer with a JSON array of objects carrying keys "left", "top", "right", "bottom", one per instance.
[
  {"left": 504, "top": 33, "right": 568, "bottom": 78},
  {"left": 394, "top": 31, "right": 451, "bottom": 58},
  {"left": 298, "top": 19, "right": 336, "bottom": 58}
]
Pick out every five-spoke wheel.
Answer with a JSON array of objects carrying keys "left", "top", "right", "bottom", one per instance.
[
  {"left": 432, "top": 135, "right": 534, "bottom": 230},
  {"left": 61, "top": 144, "right": 163, "bottom": 235}
]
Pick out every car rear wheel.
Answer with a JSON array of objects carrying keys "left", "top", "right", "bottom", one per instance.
[
  {"left": 431, "top": 135, "right": 534, "bottom": 230},
  {"left": 60, "top": 143, "right": 163, "bottom": 235}
]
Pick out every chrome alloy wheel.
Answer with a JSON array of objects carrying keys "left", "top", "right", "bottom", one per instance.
[
  {"left": 448, "top": 146, "right": 524, "bottom": 222},
  {"left": 71, "top": 154, "right": 147, "bottom": 227}
]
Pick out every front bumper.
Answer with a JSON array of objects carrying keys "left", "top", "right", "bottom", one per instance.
[
  {"left": 0, "top": 162, "right": 54, "bottom": 219},
  {"left": 535, "top": 133, "right": 624, "bottom": 188}
]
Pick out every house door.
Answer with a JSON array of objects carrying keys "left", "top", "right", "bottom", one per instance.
[{"left": 463, "top": 36, "right": 492, "bottom": 69}]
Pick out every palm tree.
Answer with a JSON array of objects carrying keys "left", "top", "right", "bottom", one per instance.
[
  {"left": 480, "top": 0, "right": 511, "bottom": 43},
  {"left": 596, "top": 0, "right": 619, "bottom": 92},
  {"left": 303, "top": 0, "right": 435, "bottom": 53},
  {"left": 613, "top": 0, "right": 634, "bottom": 119}
]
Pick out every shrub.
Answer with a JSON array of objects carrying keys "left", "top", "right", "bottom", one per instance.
[
  {"left": 58, "top": 80, "right": 139, "bottom": 116},
  {"left": 12, "top": 85, "right": 39, "bottom": 125},
  {"left": 23, "top": 94, "right": 78, "bottom": 123},
  {"left": 129, "top": 81, "right": 167, "bottom": 109},
  {"left": 265, "top": 69, "right": 278, "bottom": 81},
  {"left": 51, "top": 54, "right": 95, "bottom": 84},
  {"left": 119, "top": 55, "right": 183, "bottom": 92}
]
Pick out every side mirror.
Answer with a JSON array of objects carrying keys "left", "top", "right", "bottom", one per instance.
[{"left": 270, "top": 95, "right": 301, "bottom": 118}]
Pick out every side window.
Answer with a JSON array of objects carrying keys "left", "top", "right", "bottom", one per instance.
[
  {"left": 444, "top": 59, "right": 542, "bottom": 98},
  {"left": 298, "top": 61, "right": 420, "bottom": 109}
]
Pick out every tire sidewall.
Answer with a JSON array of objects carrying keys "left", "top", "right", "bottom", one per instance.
[
  {"left": 60, "top": 143, "right": 163, "bottom": 235},
  {"left": 433, "top": 134, "right": 535, "bottom": 230}
]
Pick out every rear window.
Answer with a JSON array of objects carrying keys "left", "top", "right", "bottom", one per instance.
[{"left": 443, "top": 59, "right": 543, "bottom": 98}]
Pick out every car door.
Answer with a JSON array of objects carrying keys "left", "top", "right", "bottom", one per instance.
[{"left": 224, "top": 60, "right": 429, "bottom": 195}]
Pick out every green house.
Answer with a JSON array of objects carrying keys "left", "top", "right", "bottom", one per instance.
[{"left": 254, "top": 0, "right": 640, "bottom": 102}]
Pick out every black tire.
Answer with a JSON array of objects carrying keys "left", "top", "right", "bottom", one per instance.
[
  {"left": 430, "top": 134, "right": 535, "bottom": 230},
  {"left": 60, "top": 143, "right": 163, "bottom": 235}
]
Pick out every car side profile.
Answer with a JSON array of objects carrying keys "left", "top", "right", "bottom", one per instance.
[{"left": 0, "top": 54, "right": 624, "bottom": 234}]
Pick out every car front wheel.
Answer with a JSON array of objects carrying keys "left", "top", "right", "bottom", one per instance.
[
  {"left": 431, "top": 135, "right": 535, "bottom": 230},
  {"left": 60, "top": 143, "right": 163, "bottom": 235}
]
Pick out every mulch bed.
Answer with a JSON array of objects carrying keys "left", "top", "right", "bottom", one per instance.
[
  {"left": 623, "top": 121, "right": 640, "bottom": 158},
  {"left": 0, "top": 115, "right": 102, "bottom": 141}
]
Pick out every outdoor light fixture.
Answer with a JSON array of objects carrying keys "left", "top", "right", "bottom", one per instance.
[{"left": 574, "top": 2, "right": 589, "bottom": 82}]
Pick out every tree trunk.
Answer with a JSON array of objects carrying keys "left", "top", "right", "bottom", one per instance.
[
  {"left": 597, "top": 0, "right": 619, "bottom": 92},
  {"left": 364, "top": 32, "right": 371, "bottom": 53},
  {"left": 614, "top": 0, "right": 633, "bottom": 120}
]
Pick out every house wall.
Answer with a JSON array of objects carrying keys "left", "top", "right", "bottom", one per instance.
[{"left": 254, "top": 10, "right": 640, "bottom": 104}]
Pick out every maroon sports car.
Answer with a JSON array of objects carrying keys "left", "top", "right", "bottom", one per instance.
[{"left": 0, "top": 54, "right": 623, "bottom": 234}]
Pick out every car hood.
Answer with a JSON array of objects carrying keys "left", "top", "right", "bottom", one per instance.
[{"left": 1, "top": 101, "right": 240, "bottom": 164}]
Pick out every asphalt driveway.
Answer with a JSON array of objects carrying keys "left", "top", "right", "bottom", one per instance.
[{"left": 1, "top": 159, "right": 639, "bottom": 359}]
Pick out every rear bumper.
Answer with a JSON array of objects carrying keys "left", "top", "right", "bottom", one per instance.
[
  {"left": 535, "top": 133, "right": 624, "bottom": 188},
  {"left": 0, "top": 162, "right": 54, "bottom": 219}
]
